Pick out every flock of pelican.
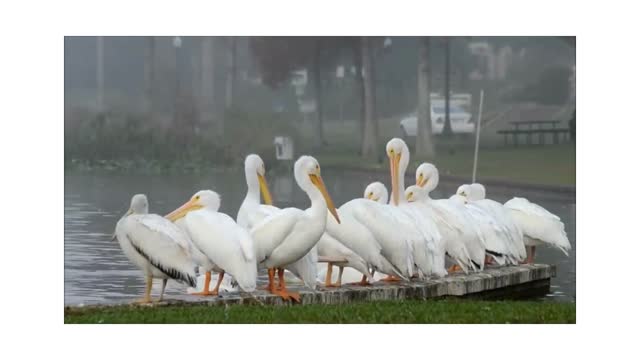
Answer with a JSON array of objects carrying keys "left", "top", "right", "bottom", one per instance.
[{"left": 113, "top": 138, "right": 571, "bottom": 304}]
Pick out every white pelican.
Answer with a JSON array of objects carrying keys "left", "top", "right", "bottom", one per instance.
[
  {"left": 236, "top": 154, "right": 276, "bottom": 229},
  {"left": 412, "top": 161, "right": 487, "bottom": 273},
  {"left": 385, "top": 139, "right": 450, "bottom": 278},
  {"left": 313, "top": 182, "right": 392, "bottom": 288},
  {"left": 324, "top": 179, "right": 416, "bottom": 283},
  {"left": 114, "top": 194, "right": 197, "bottom": 303},
  {"left": 364, "top": 181, "right": 388, "bottom": 204},
  {"left": 456, "top": 183, "right": 526, "bottom": 264},
  {"left": 166, "top": 190, "right": 258, "bottom": 294},
  {"left": 168, "top": 194, "right": 231, "bottom": 296},
  {"left": 236, "top": 154, "right": 319, "bottom": 290},
  {"left": 250, "top": 156, "right": 339, "bottom": 301},
  {"left": 366, "top": 178, "right": 446, "bottom": 279},
  {"left": 503, "top": 195, "right": 571, "bottom": 263}
]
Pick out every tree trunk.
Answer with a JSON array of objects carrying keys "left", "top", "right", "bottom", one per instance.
[
  {"left": 200, "top": 37, "right": 218, "bottom": 133},
  {"left": 96, "top": 36, "right": 104, "bottom": 114},
  {"left": 312, "top": 39, "right": 325, "bottom": 148},
  {"left": 442, "top": 37, "right": 453, "bottom": 137},
  {"left": 361, "top": 37, "right": 378, "bottom": 159},
  {"left": 170, "top": 39, "right": 179, "bottom": 126},
  {"left": 190, "top": 38, "right": 201, "bottom": 124},
  {"left": 143, "top": 36, "right": 154, "bottom": 119},
  {"left": 225, "top": 37, "right": 237, "bottom": 110},
  {"left": 353, "top": 39, "right": 365, "bottom": 154},
  {"left": 415, "top": 37, "right": 436, "bottom": 158}
]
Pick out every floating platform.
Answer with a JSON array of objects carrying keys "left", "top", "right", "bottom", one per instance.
[{"left": 68, "top": 264, "right": 555, "bottom": 309}]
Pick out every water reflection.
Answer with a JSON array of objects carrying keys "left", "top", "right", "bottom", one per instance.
[{"left": 64, "top": 170, "right": 576, "bottom": 305}]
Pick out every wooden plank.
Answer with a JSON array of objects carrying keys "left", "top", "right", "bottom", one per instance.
[
  {"left": 67, "top": 264, "right": 557, "bottom": 308},
  {"left": 317, "top": 256, "right": 349, "bottom": 264}
]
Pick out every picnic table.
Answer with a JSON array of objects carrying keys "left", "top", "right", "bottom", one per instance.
[{"left": 496, "top": 120, "right": 570, "bottom": 146}]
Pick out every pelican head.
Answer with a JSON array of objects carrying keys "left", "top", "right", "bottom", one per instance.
[
  {"left": 404, "top": 185, "right": 428, "bottom": 203},
  {"left": 470, "top": 183, "right": 486, "bottom": 201},
  {"left": 165, "top": 190, "right": 220, "bottom": 222},
  {"left": 112, "top": 194, "right": 149, "bottom": 241},
  {"left": 415, "top": 163, "right": 439, "bottom": 193},
  {"left": 456, "top": 184, "right": 473, "bottom": 200},
  {"left": 294, "top": 155, "right": 340, "bottom": 224},
  {"left": 130, "top": 194, "right": 149, "bottom": 214},
  {"left": 364, "top": 182, "right": 388, "bottom": 204},
  {"left": 386, "top": 138, "right": 410, "bottom": 205},
  {"left": 245, "top": 154, "right": 273, "bottom": 205}
]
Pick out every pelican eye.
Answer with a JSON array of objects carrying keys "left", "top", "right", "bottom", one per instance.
[
  {"left": 195, "top": 195, "right": 201, "bottom": 200},
  {"left": 409, "top": 192, "right": 413, "bottom": 197},
  {"left": 369, "top": 192, "right": 373, "bottom": 196}
]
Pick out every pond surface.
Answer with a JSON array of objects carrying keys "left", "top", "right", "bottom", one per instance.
[{"left": 64, "top": 169, "right": 575, "bottom": 305}]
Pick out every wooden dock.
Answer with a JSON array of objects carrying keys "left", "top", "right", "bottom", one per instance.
[{"left": 68, "top": 264, "right": 556, "bottom": 309}]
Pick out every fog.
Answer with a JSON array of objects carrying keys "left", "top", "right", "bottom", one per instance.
[{"left": 64, "top": 36, "right": 575, "bottom": 165}]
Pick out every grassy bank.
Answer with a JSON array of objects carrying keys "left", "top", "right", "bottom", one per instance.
[
  {"left": 65, "top": 110, "right": 575, "bottom": 186},
  {"left": 66, "top": 143, "right": 575, "bottom": 186},
  {"left": 64, "top": 300, "right": 576, "bottom": 324},
  {"left": 315, "top": 143, "right": 575, "bottom": 186}
]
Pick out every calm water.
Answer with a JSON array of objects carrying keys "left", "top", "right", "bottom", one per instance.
[{"left": 64, "top": 170, "right": 576, "bottom": 305}]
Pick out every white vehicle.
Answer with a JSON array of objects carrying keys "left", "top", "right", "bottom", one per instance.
[
  {"left": 400, "top": 104, "right": 474, "bottom": 137},
  {"left": 400, "top": 93, "right": 475, "bottom": 137}
]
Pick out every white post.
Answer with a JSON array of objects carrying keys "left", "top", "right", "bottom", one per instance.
[{"left": 472, "top": 89, "right": 484, "bottom": 183}]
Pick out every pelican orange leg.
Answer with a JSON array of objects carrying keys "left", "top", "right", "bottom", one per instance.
[
  {"left": 190, "top": 271, "right": 217, "bottom": 296},
  {"left": 275, "top": 267, "right": 300, "bottom": 303}
]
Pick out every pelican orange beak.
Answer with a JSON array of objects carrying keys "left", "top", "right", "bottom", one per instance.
[
  {"left": 309, "top": 174, "right": 340, "bottom": 224},
  {"left": 258, "top": 174, "right": 273, "bottom": 205},
  {"left": 389, "top": 152, "right": 401, "bottom": 205},
  {"left": 165, "top": 198, "right": 203, "bottom": 222},
  {"left": 417, "top": 173, "right": 428, "bottom": 187}
]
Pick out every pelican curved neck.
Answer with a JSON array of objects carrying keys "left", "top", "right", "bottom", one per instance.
[
  {"left": 307, "top": 182, "right": 328, "bottom": 215},
  {"left": 424, "top": 169, "right": 439, "bottom": 199},
  {"left": 296, "top": 175, "right": 328, "bottom": 223},
  {"left": 238, "top": 169, "right": 261, "bottom": 226},
  {"left": 243, "top": 170, "right": 260, "bottom": 205},
  {"left": 391, "top": 144, "right": 410, "bottom": 205}
]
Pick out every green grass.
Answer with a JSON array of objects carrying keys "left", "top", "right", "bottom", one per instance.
[
  {"left": 64, "top": 300, "right": 575, "bottom": 324},
  {"left": 432, "top": 144, "right": 575, "bottom": 186},
  {"left": 315, "top": 143, "right": 575, "bottom": 186}
]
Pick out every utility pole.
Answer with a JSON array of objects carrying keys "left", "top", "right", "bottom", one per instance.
[{"left": 96, "top": 36, "right": 104, "bottom": 115}]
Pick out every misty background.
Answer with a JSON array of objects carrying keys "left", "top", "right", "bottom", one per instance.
[{"left": 64, "top": 36, "right": 575, "bottom": 170}]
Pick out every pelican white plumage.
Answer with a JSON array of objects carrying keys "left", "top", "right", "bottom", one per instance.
[
  {"left": 236, "top": 154, "right": 319, "bottom": 290},
  {"left": 456, "top": 183, "right": 526, "bottom": 264},
  {"left": 114, "top": 194, "right": 197, "bottom": 303},
  {"left": 169, "top": 195, "right": 228, "bottom": 296},
  {"left": 503, "top": 195, "right": 571, "bottom": 263},
  {"left": 165, "top": 190, "right": 258, "bottom": 294},
  {"left": 385, "top": 139, "right": 449, "bottom": 278},
  {"left": 413, "top": 161, "right": 487, "bottom": 273},
  {"left": 315, "top": 181, "right": 391, "bottom": 288},
  {"left": 249, "top": 156, "right": 340, "bottom": 301}
]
